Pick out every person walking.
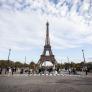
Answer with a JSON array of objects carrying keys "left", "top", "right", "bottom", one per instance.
[
  {"left": 0, "top": 67, "right": 2, "bottom": 74},
  {"left": 28, "top": 68, "right": 30, "bottom": 76},
  {"left": 85, "top": 67, "right": 88, "bottom": 75}
]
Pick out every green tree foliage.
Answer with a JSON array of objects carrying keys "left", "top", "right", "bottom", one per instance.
[
  {"left": 0, "top": 60, "right": 92, "bottom": 72},
  {"left": 0, "top": 60, "right": 14, "bottom": 68},
  {"left": 14, "top": 61, "right": 23, "bottom": 68},
  {"left": 29, "top": 61, "right": 36, "bottom": 69}
]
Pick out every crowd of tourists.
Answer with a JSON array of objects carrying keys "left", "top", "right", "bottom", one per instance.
[{"left": 0, "top": 66, "right": 89, "bottom": 76}]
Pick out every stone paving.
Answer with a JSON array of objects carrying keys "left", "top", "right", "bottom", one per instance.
[{"left": 0, "top": 73, "right": 92, "bottom": 92}]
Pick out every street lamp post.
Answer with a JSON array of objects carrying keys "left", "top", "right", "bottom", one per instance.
[
  {"left": 82, "top": 49, "right": 88, "bottom": 75},
  {"left": 8, "top": 49, "right": 11, "bottom": 64},
  {"left": 67, "top": 57, "right": 71, "bottom": 75},
  {"left": 60, "top": 60, "right": 62, "bottom": 74},
  {"left": 25, "top": 56, "right": 26, "bottom": 64},
  {"left": 5, "top": 49, "right": 11, "bottom": 74},
  {"left": 67, "top": 57, "right": 69, "bottom": 63},
  {"left": 82, "top": 49, "right": 85, "bottom": 70},
  {"left": 67, "top": 57, "right": 70, "bottom": 68},
  {"left": 82, "top": 49, "right": 86, "bottom": 64}
]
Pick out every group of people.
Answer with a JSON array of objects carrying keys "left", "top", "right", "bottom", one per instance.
[
  {"left": 68, "top": 67, "right": 88, "bottom": 75},
  {"left": 0, "top": 67, "right": 17, "bottom": 75},
  {"left": 68, "top": 68, "right": 77, "bottom": 75},
  {"left": 0, "top": 67, "right": 32, "bottom": 75},
  {"left": 0, "top": 67, "right": 60, "bottom": 75},
  {"left": 0, "top": 66, "right": 89, "bottom": 75}
]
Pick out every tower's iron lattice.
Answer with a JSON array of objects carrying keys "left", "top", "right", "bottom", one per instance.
[{"left": 38, "top": 22, "right": 57, "bottom": 67}]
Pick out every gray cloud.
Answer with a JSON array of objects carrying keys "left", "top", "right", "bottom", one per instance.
[{"left": 0, "top": 0, "right": 92, "bottom": 62}]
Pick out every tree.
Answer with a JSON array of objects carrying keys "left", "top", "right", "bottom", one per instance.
[
  {"left": 14, "top": 61, "right": 23, "bottom": 68},
  {"left": 29, "top": 61, "right": 36, "bottom": 69}
]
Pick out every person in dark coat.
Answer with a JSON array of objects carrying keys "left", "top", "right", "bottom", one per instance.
[
  {"left": 0, "top": 67, "right": 2, "bottom": 74},
  {"left": 85, "top": 67, "right": 88, "bottom": 75},
  {"left": 11, "top": 67, "right": 14, "bottom": 75}
]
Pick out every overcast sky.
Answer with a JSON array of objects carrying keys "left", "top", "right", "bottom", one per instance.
[{"left": 0, "top": 0, "right": 92, "bottom": 63}]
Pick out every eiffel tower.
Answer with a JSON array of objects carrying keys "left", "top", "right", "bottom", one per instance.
[{"left": 38, "top": 22, "right": 57, "bottom": 67}]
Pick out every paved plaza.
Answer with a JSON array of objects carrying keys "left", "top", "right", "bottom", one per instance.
[{"left": 0, "top": 73, "right": 92, "bottom": 92}]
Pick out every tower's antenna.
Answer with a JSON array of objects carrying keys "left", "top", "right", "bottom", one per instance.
[{"left": 45, "top": 22, "right": 50, "bottom": 45}]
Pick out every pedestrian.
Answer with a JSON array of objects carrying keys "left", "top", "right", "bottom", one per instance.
[
  {"left": 85, "top": 67, "right": 88, "bottom": 75},
  {"left": 72, "top": 68, "right": 76, "bottom": 75},
  {"left": 68, "top": 68, "right": 71, "bottom": 75},
  {"left": 0, "top": 67, "right": 2, "bottom": 74},
  {"left": 28, "top": 69, "right": 30, "bottom": 76},
  {"left": 11, "top": 67, "right": 15, "bottom": 75},
  {"left": 5, "top": 67, "right": 7, "bottom": 74},
  {"left": 20, "top": 68, "right": 24, "bottom": 74}
]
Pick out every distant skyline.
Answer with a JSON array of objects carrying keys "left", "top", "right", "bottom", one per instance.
[{"left": 0, "top": 0, "right": 92, "bottom": 63}]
